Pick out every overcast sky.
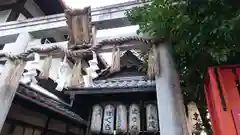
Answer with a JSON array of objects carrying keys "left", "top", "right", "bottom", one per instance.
[{"left": 62, "top": 0, "right": 133, "bottom": 9}]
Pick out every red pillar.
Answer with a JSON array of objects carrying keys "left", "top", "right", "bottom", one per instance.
[{"left": 204, "top": 65, "right": 240, "bottom": 135}]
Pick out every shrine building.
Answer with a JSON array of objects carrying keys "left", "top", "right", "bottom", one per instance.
[{"left": 0, "top": 1, "right": 190, "bottom": 135}]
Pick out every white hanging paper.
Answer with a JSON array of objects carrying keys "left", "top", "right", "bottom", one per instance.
[
  {"left": 87, "top": 67, "right": 98, "bottom": 78},
  {"left": 88, "top": 51, "right": 99, "bottom": 71},
  {"left": 90, "top": 105, "right": 103, "bottom": 134},
  {"left": 146, "top": 104, "right": 159, "bottom": 132},
  {"left": 90, "top": 51, "right": 98, "bottom": 64},
  {"left": 129, "top": 104, "right": 140, "bottom": 135},
  {"left": 102, "top": 105, "right": 115, "bottom": 134},
  {"left": 116, "top": 104, "right": 127, "bottom": 133},
  {"left": 56, "top": 56, "right": 68, "bottom": 91},
  {"left": 22, "top": 53, "right": 40, "bottom": 84},
  {"left": 88, "top": 61, "right": 99, "bottom": 71},
  {"left": 88, "top": 51, "right": 99, "bottom": 77}
]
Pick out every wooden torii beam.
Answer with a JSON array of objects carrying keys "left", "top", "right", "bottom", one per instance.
[
  {"left": 0, "top": 1, "right": 145, "bottom": 44},
  {"left": 0, "top": 32, "right": 32, "bottom": 131}
]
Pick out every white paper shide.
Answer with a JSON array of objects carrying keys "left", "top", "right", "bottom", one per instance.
[
  {"left": 129, "top": 104, "right": 140, "bottom": 135},
  {"left": 55, "top": 56, "right": 68, "bottom": 91},
  {"left": 102, "top": 105, "right": 115, "bottom": 134},
  {"left": 146, "top": 104, "right": 158, "bottom": 132},
  {"left": 90, "top": 105, "right": 103, "bottom": 134},
  {"left": 116, "top": 104, "right": 127, "bottom": 133}
]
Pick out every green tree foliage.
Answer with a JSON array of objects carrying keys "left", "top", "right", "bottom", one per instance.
[{"left": 126, "top": 0, "right": 240, "bottom": 134}]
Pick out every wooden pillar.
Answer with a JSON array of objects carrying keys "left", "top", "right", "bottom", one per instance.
[
  {"left": 0, "top": 32, "right": 32, "bottom": 132},
  {"left": 155, "top": 43, "right": 189, "bottom": 135}
]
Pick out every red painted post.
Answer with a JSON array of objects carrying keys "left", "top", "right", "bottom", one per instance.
[{"left": 204, "top": 65, "right": 240, "bottom": 135}]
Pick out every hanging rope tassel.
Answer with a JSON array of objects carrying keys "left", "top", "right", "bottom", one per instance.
[
  {"left": 147, "top": 48, "right": 154, "bottom": 79},
  {"left": 39, "top": 54, "right": 52, "bottom": 79},
  {"left": 147, "top": 44, "right": 160, "bottom": 79},
  {"left": 110, "top": 45, "right": 116, "bottom": 73},
  {"left": 69, "top": 60, "right": 84, "bottom": 87},
  {"left": 152, "top": 44, "right": 160, "bottom": 76},
  {"left": 6, "top": 60, "right": 25, "bottom": 90},
  {"left": 110, "top": 45, "right": 121, "bottom": 73}
]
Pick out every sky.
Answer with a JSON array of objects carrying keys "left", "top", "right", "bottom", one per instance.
[{"left": 62, "top": 0, "right": 133, "bottom": 9}]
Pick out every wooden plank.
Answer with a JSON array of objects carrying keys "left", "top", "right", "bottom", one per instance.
[
  {"left": 8, "top": 104, "right": 48, "bottom": 128},
  {"left": 0, "top": 122, "right": 10, "bottom": 135},
  {"left": 24, "top": 128, "right": 34, "bottom": 135},
  {"left": 33, "top": 129, "right": 41, "bottom": 135},
  {"left": 65, "top": 87, "right": 155, "bottom": 95},
  {"left": 48, "top": 119, "right": 67, "bottom": 133},
  {"left": 0, "top": 32, "right": 32, "bottom": 132},
  {"left": 12, "top": 125, "right": 24, "bottom": 135}
]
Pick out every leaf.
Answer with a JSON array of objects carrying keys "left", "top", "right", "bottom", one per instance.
[{"left": 127, "top": 0, "right": 240, "bottom": 134}]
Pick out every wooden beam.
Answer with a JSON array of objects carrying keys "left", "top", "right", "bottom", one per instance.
[
  {"left": 21, "top": 8, "right": 33, "bottom": 18},
  {"left": 0, "top": 1, "right": 146, "bottom": 44},
  {"left": 23, "top": 26, "right": 149, "bottom": 57},
  {"left": 0, "top": 32, "right": 32, "bottom": 132},
  {"left": 22, "top": 40, "right": 149, "bottom": 60},
  {"left": 5, "top": 0, "right": 27, "bottom": 22},
  {"left": 65, "top": 87, "right": 155, "bottom": 95},
  {"left": 6, "top": 8, "right": 20, "bottom": 22},
  {"left": 155, "top": 43, "right": 189, "bottom": 135},
  {"left": 0, "top": 0, "right": 26, "bottom": 11}
]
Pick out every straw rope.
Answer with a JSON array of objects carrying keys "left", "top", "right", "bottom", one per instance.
[{"left": 0, "top": 36, "right": 159, "bottom": 61}]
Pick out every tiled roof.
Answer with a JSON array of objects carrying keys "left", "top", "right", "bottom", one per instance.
[
  {"left": 16, "top": 83, "right": 87, "bottom": 125},
  {"left": 67, "top": 76, "right": 155, "bottom": 94},
  {"left": 92, "top": 76, "right": 155, "bottom": 89}
]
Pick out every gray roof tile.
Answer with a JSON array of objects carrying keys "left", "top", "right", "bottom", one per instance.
[
  {"left": 17, "top": 84, "right": 87, "bottom": 125},
  {"left": 69, "top": 76, "right": 155, "bottom": 90}
]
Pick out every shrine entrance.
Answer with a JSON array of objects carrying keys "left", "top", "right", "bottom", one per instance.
[{"left": 0, "top": 4, "right": 189, "bottom": 135}]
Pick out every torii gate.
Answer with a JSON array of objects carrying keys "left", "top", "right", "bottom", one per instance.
[{"left": 0, "top": 2, "right": 189, "bottom": 135}]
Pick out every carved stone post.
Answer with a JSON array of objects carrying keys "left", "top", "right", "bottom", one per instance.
[
  {"left": 155, "top": 43, "right": 189, "bottom": 135},
  {"left": 0, "top": 32, "right": 32, "bottom": 131}
]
